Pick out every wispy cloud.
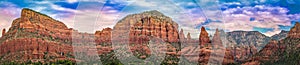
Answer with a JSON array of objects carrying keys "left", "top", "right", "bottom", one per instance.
[
  {"left": 0, "top": 1, "right": 21, "bottom": 37},
  {"left": 1, "top": 0, "right": 300, "bottom": 37},
  {"left": 204, "top": 5, "right": 294, "bottom": 36}
]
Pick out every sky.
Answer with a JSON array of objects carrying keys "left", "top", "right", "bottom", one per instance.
[{"left": 0, "top": 0, "right": 300, "bottom": 38}]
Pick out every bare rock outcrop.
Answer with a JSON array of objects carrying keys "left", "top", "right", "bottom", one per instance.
[
  {"left": 95, "top": 27, "right": 112, "bottom": 44},
  {"left": 288, "top": 22, "right": 300, "bottom": 38},
  {"left": 199, "top": 27, "right": 210, "bottom": 46},
  {"left": 2, "top": 29, "right": 5, "bottom": 36}
]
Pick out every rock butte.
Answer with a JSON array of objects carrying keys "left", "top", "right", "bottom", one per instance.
[
  {"left": 199, "top": 26, "right": 210, "bottom": 46},
  {"left": 0, "top": 8, "right": 114, "bottom": 63}
]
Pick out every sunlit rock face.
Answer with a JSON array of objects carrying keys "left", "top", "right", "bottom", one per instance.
[
  {"left": 0, "top": 8, "right": 77, "bottom": 63},
  {"left": 199, "top": 27, "right": 210, "bottom": 46},
  {"left": 288, "top": 22, "right": 300, "bottom": 38},
  {"left": 95, "top": 27, "right": 112, "bottom": 44},
  {"left": 126, "top": 10, "right": 180, "bottom": 43},
  {"left": 2, "top": 29, "right": 5, "bottom": 36}
]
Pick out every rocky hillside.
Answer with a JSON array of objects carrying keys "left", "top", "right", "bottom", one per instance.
[
  {"left": 271, "top": 30, "right": 289, "bottom": 40},
  {"left": 288, "top": 22, "right": 300, "bottom": 38},
  {"left": 0, "top": 8, "right": 115, "bottom": 64},
  {"left": 112, "top": 10, "right": 182, "bottom": 64},
  {"left": 0, "top": 8, "right": 76, "bottom": 63},
  {"left": 0, "top": 8, "right": 72, "bottom": 44},
  {"left": 227, "top": 31, "right": 270, "bottom": 49},
  {"left": 243, "top": 22, "right": 300, "bottom": 65},
  {"left": 268, "top": 22, "right": 300, "bottom": 64},
  {"left": 95, "top": 27, "right": 112, "bottom": 44}
]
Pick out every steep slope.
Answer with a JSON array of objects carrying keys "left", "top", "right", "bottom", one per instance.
[
  {"left": 199, "top": 27, "right": 210, "bottom": 46},
  {"left": 0, "top": 8, "right": 75, "bottom": 63},
  {"left": 226, "top": 31, "right": 269, "bottom": 62},
  {"left": 244, "top": 22, "right": 300, "bottom": 65},
  {"left": 288, "top": 22, "right": 300, "bottom": 38},
  {"left": 112, "top": 10, "right": 180, "bottom": 64},
  {"left": 269, "top": 22, "right": 300, "bottom": 64},
  {"left": 113, "top": 10, "right": 179, "bottom": 43},
  {"left": 271, "top": 30, "right": 289, "bottom": 40},
  {"left": 227, "top": 31, "right": 270, "bottom": 49}
]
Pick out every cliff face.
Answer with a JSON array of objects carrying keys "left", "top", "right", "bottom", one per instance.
[
  {"left": 0, "top": 8, "right": 76, "bottom": 63},
  {"left": 288, "top": 22, "right": 300, "bottom": 38},
  {"left": 255, "top": 40, "right": 281, "bottom": 61},
  {"left": 2, "top": 29, "right": 5, "bottom": 36},
  {"left": 268, "top": 22, "right": 300, "bottom": 64},
  {"left": 95, "top": 27, "right": 112, "bottom": 44},
  {"left": 1, "top": 8, "right": 73, "bottom": 44},
  {"left": 20, "top": 8, "right": 68, "bottom": 30},
  {"left": 0, "top": 8, "right": 118, "bottom": 63},
  {"left": 114, "top": 10, "right": 180, "bottom": 44},
  {"left": 212, "top": 29, "right": 222, "bottom": 47},
  {"left": 111, "top": 10, "right": 182, "bottom": 64},
  {"left": 199, "top": 27, "right": 210, "bottom": 46}
]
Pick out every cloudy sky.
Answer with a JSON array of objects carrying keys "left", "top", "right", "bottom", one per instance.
[{"left": 0, "top": 0, "right": 300, "bottom": 38}]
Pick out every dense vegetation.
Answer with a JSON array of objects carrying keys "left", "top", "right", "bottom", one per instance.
[
  {"left": 262, "top": 38, "right": 300, "bottom": 65},
  {"left": 1, "top": 60, "right": 75, "bottom": 65}
]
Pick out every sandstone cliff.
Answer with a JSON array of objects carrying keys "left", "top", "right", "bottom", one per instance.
[
  {"left": 2, "top": 29, "right": 5, "bottom": 36},
  {"left": 288, "top": 22, "right": 300, "bottom": 38},
  {"left": 113, "top": 10, "right": 180, "bottom": 44},
  {"left": 212, "top": 29, "right": 223, "bottom": 47},
  {"left": 0, "top": 8, "right": 76, "bottom": 63},
  {"left": 95, "top": 27, "right": 112, "bottom": 44},
  {"left": 199, "top": 27, "right": 210, "bottom": 46}
]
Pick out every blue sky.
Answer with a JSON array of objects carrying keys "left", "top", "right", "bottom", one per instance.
[{"left": 0, "top": 0, "right": 300, "bottom": 37}]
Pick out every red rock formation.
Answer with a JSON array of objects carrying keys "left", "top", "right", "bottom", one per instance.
[
  {"left": 198, "top": 46, "right": 235, "bottom": 65},
  {"left": 0, "top": 38, "right": 74, "bottom": 62},
  {"left": 199, "top": 27, "right": 210, "bottom": 46},
  {"left": 0, "top": 8, "right": 95, "bottom": 63},
  {"left": 2, "top": 29, "right": 5, "bottom": 36},
  {"left": 241, "top": 39, "right": 283, "bottom": 65},
  {"left": 115, "top": 10, "right": 180, "bottom": 44},
  {"left": 248, "top": 40, "right": 280, "bottom": 63},
  {"left": 212, "top": 29, "right": 223, "bottom": 47},
  {"left": 112, "top": 10, "right": 182, "bottom": 62},
  {"left": 1, "top": 8, "right": 73, "bottom": 44},
  {"left": 288, "top": 22, "right": 300, "bottom": 38},
  {"left": 95, "top": 27, "right": 112, "bottom": 44},
  {"left": 187, "top": 32, "right": 191, "bottom": 40},
  {"left": 20, "top": 8, "right": 68, "bottom": 29},
  {"left": 179, "top": 29, "right": 185, "bottom": 41},
  {"left": 197, "top": 27, "right": 211, "bottom": 64},
  {"left": 242, "top": 61, "right": 260, "bottom": 65},
  {"left": 222, "top": 48, "right": 235, "bottom": 64}
]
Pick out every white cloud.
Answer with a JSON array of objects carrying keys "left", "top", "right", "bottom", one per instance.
[
  {"left": 49, "top": 3, "right": 79, "bottom": 13},
  {"left": 0, "top": 2, "right": 21, "bottom": 37},
  {"left": 67, "top": 0, "right": 78, "bottom": 3},
  {"left": 204, "top": 5, "right": 292, "bottom": 36}
]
